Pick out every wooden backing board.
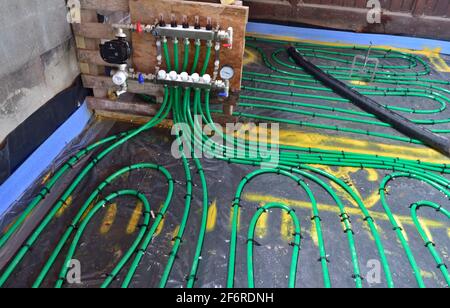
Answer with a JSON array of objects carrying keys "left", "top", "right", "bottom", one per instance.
[{"left": 129, "top": 0, "right": 248, "bottom": 92}]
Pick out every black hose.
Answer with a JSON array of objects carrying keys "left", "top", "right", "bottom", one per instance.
[{"left": 286, "top": 46, "right": 450, "bottom": 156}]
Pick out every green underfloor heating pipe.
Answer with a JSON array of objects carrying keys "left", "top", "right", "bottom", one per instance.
[{"left": 1, "top": 36, "right": 449, "bottom": 288}]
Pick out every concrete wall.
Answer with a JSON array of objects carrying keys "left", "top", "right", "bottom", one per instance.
[{"left": 0, "top": 0, "right": 80, "bottom": 141}]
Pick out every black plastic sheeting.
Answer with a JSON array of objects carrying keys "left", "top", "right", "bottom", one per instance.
[
  {"left": 0, "top": 40, "right": 449, "bottom": 288},
  {"left": 0, "top": 77, "right": 90, "bottom": 185}
]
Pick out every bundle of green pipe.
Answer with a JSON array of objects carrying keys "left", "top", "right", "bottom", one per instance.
[{"left": 0, "top": 35, "right": 449, "bottom": 289}]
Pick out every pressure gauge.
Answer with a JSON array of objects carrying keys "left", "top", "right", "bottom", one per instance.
[{"left": 220, "top": 65, "right": 235, "bottom": 80}]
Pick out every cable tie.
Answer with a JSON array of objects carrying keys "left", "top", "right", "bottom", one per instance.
[
  {"left": 318, "top": 256, "right": 330, "bottom": 263},
  {"left": 393, "top": 226, "right": 403, "bottom": 232},
  {"left": 42, "top": 187, "right": 51, "bottom": 194},
  {"left": 184, "top": 193, "right": 192, "bottom": 200},
  {"left": 169, "top": 251, "right": 179, "bottom": 259},
  {"left": 363, "top": 216, "right": 373, "bottom": 222},
  {"left": 22, "top": 243, "right": 32, "bottom": 250},
  {"left": 68, "top": 224, "right": 78, "bottom": 230},
  {"left": 257, "top": 206, "right": 268, "bottom": 213},
  {"left": 172, "top": 236, "right": 183, "bottom": 243},
  {"left": 311, "top": 215, "right": 322, "bottom": 222},
  {"left": 138, "top": 223, "right": 149, "bottom": 229},
  {"left": 186, "top": 275, "right": 198, "bottom": 282},
  {"left": 101, "top": 198, "right": 112, "bottom": 206},
  {"left": 425, "top": 241, "right": 435, "bottom": 248},
  {"left": 344, "top": 228, "right": 355, "bottom": 235},
  {"left": 59, "top": 199, "right": 69, "bottom": 206},
  {"left": 378, "top": 188, "right": 387, "bottom": 194},
  {"left": 287, "top": 208, "right": 296, "bottom": 214},
  {"left": 37, "top": 192, "right": 47, "bottom": 199},
  {"left": 247, "top": 238, "right": 261, "bottom": 246},
  {"left": 437, "top": 263, "right": 448, "bottom": 270},
  {"left": 352, "top": 274, "right": 364, "bottom": 280},
  {"left": 289, "top": 242, "right": 300, "bottom": 248},
  {"left": 91, "top": 158, "right": 100, "bottom": 166},
  {"left": 65, "top": 161, "right": 75, "bottom": 169},
  {"left": 155, "top": 212, "right": 165, "bottom": 219}
]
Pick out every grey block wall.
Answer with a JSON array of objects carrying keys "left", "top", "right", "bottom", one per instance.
[{"left": 0, "top": 0, "right": 80, "bottom": 141}]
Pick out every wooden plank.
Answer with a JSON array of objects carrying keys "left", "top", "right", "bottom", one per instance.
[
  {"left": 73, "top": 22, "right": 115, "bottom": 39},
  {"left": 129, "top": 0, "right": 248, "bottom": 93},
  {"left": 82, "top": 74, "right": 164, "bottom": 95},
  {"left": 413, "top": 0, "right": 428, "bottom": 15},
  {"left": 86, "top": 97, "right": 162, "bottom": 116},
  {"left": 433, "top": 0, "right": 449, "bottom": 17},
  {"left": 246, "top": 0, "right": 450, "bottom": 40},
  {"left": 80, "top": 0, "right": 129, "bottom": 12},
  {"left": 79, "top": 9, "right": 107, "bottom": 97},
  {"left": 78, "top": 49, "right": 110, "bottom": 66}
]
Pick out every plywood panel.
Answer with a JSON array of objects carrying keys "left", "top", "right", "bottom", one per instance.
[{"left": 129, "top": 0, "right": 248, "bottom": 92}]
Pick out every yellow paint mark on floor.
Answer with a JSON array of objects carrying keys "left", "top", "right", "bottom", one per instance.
[
  {"left": 40, "top": 172, "right": 52, "bottom": 185},
  {"left": 206, "top": 199, "right": 218, "bottom": 232},
  {"left": 280, "top": 210, "right": 294, "bottom": 242},
  {"left": 243, "top": 48, "right": 259, "bottom": 66},
  {"left": 229, "top": 206, "right": 241, "bottom": 231},
  {"left": 55, "top": 196, "right": 72, "bottom": 218},
  {"left": 81, "top": 202, "right": 95, "bottom": 222},
  {"left": 275, "top": 129, "right": 450, "bottom": 164},
  {"left": 311, "top": 165, "right": 380, "bottom": 209},
  {"left": 422, "top": 48, "right": 450, "bottom": 73},
  {"left": 420, "top": 269, "right": 437, "bottom": 280},
  {"left": 247, "top": 32, "right": 450, "bottom": 72},
  {"left": 243, "top": 193, "right": 447, "bottom": 232},
  {"left": 171, "top": 225, "right": 180, "bottom": 245},
  {"left": 255, "top": 204, "right": 268, "bottom": 239},
  {"left": 240, "top": 126, "right": 450, "bottom": 164},
  {"left": 310, "top": 219, "right": 319, "bottom": 247},
  {"left": 350, "top": 80, "right": 369, "bottom": 86},
  {"left": 154, "top": 204, "right": 165, "bottom": 237},
  {"left": 126, "top": 201, "right": 143, "bottom": 235},
  {"left": 100, "top": 203, "right": 117, "bottom": 234}
]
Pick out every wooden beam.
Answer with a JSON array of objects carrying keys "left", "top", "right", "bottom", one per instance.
[
  {"left": 80, "top": 0, "right": 129, "bottom": 12},
  {"left": 244, "top": 1, "right": 450, "bottom": 40},
  {"left": 86, "top": 96, "right": 162, "bottom": 116},
  {"left": 81, "top": 74, "right": 164, "bottom": 95},
  {"left": 77, "top": 49, "right": 110, "bottom": 66},
  {"left": 73, "top": 23, "right": 115, "bottom": 40}
]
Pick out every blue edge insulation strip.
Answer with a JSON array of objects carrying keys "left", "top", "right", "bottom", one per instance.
[{"left": 1, "top": 22, "right": 450, "bottom": 216}]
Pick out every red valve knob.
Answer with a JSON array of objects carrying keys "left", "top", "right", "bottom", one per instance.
[
  {"left": 223, "top": 43, "right": 232, "bottom": 48},
  {"left": 136, "top": 22, "right": 143, "bottom": 33}
]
